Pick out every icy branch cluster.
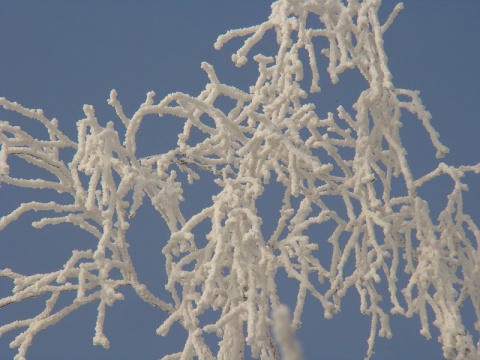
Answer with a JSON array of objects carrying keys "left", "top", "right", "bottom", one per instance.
[{"left": 1, "top": 0, "right": 479, "bottom": 359}]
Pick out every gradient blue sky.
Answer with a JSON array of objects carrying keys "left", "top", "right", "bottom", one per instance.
[{"left": 1, "top": 1, "right": 479, "bottom": 359}]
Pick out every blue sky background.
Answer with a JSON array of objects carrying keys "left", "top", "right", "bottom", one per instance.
[{"left": 0, "top": 1, "right": 479, "bottom": 359}]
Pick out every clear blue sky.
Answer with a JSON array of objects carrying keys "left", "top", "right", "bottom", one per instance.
[{"left": 1, "top": 1, "right": 479, "bottom": 359}]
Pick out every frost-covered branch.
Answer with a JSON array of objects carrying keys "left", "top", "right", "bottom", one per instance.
[{"left": 1, "top": 0, "right": 479, "bottom": 359}]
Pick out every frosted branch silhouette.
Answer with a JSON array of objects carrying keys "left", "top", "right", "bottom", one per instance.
[{"left": 1, "top": 1, "right": 479, "bottom": 359}]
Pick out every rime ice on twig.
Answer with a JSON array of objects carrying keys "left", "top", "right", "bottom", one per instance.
[{"left": 1, "top": 1, "right": 479, "bottom": 360}]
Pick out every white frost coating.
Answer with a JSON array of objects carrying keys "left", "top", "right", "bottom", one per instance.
[
  {"left": 1, "top": 1, "right": 479, "bottom": 359},
  {"left": 272, "top": 305, "right": 303, "bottom": 360},
  {"left": 0, "top": 143, "right": 9, "bottom": 183}
]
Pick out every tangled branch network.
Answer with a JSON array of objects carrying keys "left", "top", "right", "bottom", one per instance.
[{"left": 1, "top": 0, "right": 479, "bottom": 359}]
